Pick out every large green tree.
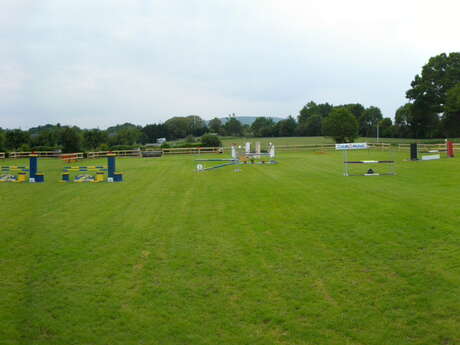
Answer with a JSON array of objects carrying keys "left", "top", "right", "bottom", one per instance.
[
  {"left": 208, "top": 117, "right": 222, "bottom": 134},
  {"left": 322, "top": 107, "right": 359, "bottom": 143},
  {"left": 297, "top": 114, "right": 322, "bottom": 136},
  {"left": 186, "top": 115, "right": 207, "bottom": 136},
  {"left": 5, "top": 129, "right": 30, "bottom": 150},
  {"left": 251, "top": 117, "right": 275, "bottom": 137},
  {"left": 60, "top": 127, "right": 82, "bottom": 153},
  {"left": 394, "top": 103, "right": 413, "bottom": 138},
  {"left": 358, "top": 106, "right": 383, "bottom": 137},
  {"left": 298, "top": 101, "right": 333, "bottom": 123},
  {"left": 36, "top": 130, "right": 59, "bottom": 147},
  {"left": 0, "top": 129, "right": 5, "bottom": 151},
  {"left": 110, "top": 127, "right": 142, "bottom": 146},
  {"left": 277, "top": 116, "right": 297, "bottom": 137},
  {"left": 223, "top": 117, "right": 244, "bottom": 136},
  {"left": 406, "top": 52, "right": 460, "bottom": 137},
  {"left": 343, "top": 103, "right": 365, "bottom": 120},
  {"left": 442, "top": 83, "right": 460, "bottom": 137},
  {"left": 83, "top": 129, "right": 108, "bottom": 149},
  {"left": 141, "top": 124, "right": 168, "bottom": 143},
  {"left": 378, "top": 118, "right": 394, "bottom": 138},
  {"left": 165, "top": 117, "right": 190, "bottom": 139},
  {"left": 164, "top": 116, "right": 206, "bottom": 139}
]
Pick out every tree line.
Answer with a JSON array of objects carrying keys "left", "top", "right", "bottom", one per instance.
[
  {"left": 0, "top": 103, "right": 402, "bottom": 151},
  {"left": 1, "top": 52, "right": 459, "bottom": 150},
  {"left": 0, "top": 104, "right": 400, "bottom": 151}
]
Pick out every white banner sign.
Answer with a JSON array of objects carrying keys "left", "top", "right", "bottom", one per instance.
[{"left": 335, "top": 143, "right": 368, "bottom": 150}]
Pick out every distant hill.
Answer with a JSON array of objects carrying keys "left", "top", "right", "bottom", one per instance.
[{"left": 218, "top": 116, "right": 285, "bottom": 125}]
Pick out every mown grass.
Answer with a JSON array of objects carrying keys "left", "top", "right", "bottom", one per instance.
[{"left": 1, "top": 152, "right": 460, "bottom": 345}]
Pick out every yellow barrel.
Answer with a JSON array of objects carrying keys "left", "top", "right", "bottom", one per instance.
[
  {"left": 94, "top": 172, "right": 105, "bottom": 183},
  {"left": 17, "top": 173, "right": 27, "bottom": 183}
]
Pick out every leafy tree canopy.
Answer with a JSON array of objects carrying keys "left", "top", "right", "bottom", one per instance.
[
  {"left": 251, "top": 117, "right": 275, "bottom": 137},
  {"left": 443, "top": 83, "right": 460, "bottom": 137},
  {"left": 359, "top": 106, "right": 383, "bottom": 137},
  {"left": 298, "top": 101, "right": 333, "bottom": 122},
  {"left": 342, "top": 103, "right": 365, "bottom": 119},
  {"left": 407, "top": 52, "right": 460, "bottom": 114},
  {"left": 208, "top": 117, "right": 222, "bottom": 133},
  {"left": 223, "top": 117, "right": 244, "bottom": 136},
  {"left": 297, "top": 114, "right": 322, "bottom": 136},
  {"left": 60, "top": 127, "right": 82, "bottom": 153},
  {"left": 322, "top": 107, "right": 359, "bottom": 143},
  {"left": 277, "top": 116, "right": 297, "bottom": 137}
]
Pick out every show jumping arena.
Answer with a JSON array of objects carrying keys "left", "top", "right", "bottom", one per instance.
[{"left": 1, "top": 146, "right": 460, "bottom": 345}]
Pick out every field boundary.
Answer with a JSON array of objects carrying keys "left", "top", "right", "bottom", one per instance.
[
  {"left": 87, "top": 150, "right": 142, "bottom": 158},
  {"left": 4, "top": 142, "right": 460, "bottom": 159},
  {"left": 222, "top": 142, "right": 392, "bottom": 152},
  {"left": 397, "top": 143, "right": 460, "bottom": 151},
  {"left": 162, "top": 147, "right": 223, "bottom": 155},
  {"left": 9, "top": 151, "right": 62, "bottom": 159}
]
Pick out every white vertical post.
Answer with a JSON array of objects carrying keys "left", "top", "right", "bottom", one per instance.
[
  {"left": 231, "top": 145, "right": 237, "bottom": 159},
  {"left": 269, "top": 144, "right": 275, "bottom": 158},
  {"left": 344, "top": 150, "right": 348, "bottom": 176},
  {"left": 245, "top": 142, "right": 251, "bottom": 154}
]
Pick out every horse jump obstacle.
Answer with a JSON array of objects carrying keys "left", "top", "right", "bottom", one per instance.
[
  {"left": 62, "top": 154, "right": 123, "bottom": 183},
  {"left": 337, "top": 143, "right": 396, "bottom": 176},
  {"left": 61, "top": 153, "right": 84, "bottom": 163},
  {"left": 0, "top": 155, "right": 45, "bottom": 183},
  {"left": 410, "top": 141, "right": 455, "bottom": 161},
  {"left": 196, "top": 143, "right": 277, "bottom": 171}
]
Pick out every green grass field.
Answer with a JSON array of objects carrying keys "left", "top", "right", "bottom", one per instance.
[{"left": 1, "top": 151, "right": 460, "bottom": 345}]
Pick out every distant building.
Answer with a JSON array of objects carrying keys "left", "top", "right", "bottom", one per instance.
[{"left": 157, "top": 138, "right": 167, "bottom": 144}]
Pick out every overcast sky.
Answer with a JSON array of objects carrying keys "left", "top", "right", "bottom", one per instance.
[{"left": 1, "top": 0, "right": 459, "bottom": 129}]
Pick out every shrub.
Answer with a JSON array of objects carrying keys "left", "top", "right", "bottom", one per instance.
[
  {"left": 109, "top": 145, "right": 140, "bottom": 151},
  {"left": 98, "top": 143, "right": 110, "bottom": 151},
  {"left": 200, "top": 134, "right": 222, "bottom": 147},
  {"left": 19, "top": 143, "right": 31, "bottom": 152},
  {"left": 185, "top": 135, "right": 195, "bottom": 143},
  {"left": 30, "top": 146, "right": 61, "bottom": 152}
]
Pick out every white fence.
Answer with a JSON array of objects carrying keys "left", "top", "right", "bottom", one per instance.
[
  {"left": 4, "top": 142, "right": 458, "bottom": 159},
  {"left": 87, "top": 150, "right": 142, "bottom": 159},
  {"left": 8, "top": 151, "right": 62, "bottom": 159},
  {"left": 162, "top": 147, "right": 223, "bottom": 155},
  {"left": 223, "top": 142, "right": 392, "bottom": 152},
  {"left": 397, "top": 143, "right": 460, "bottom": 152}
]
